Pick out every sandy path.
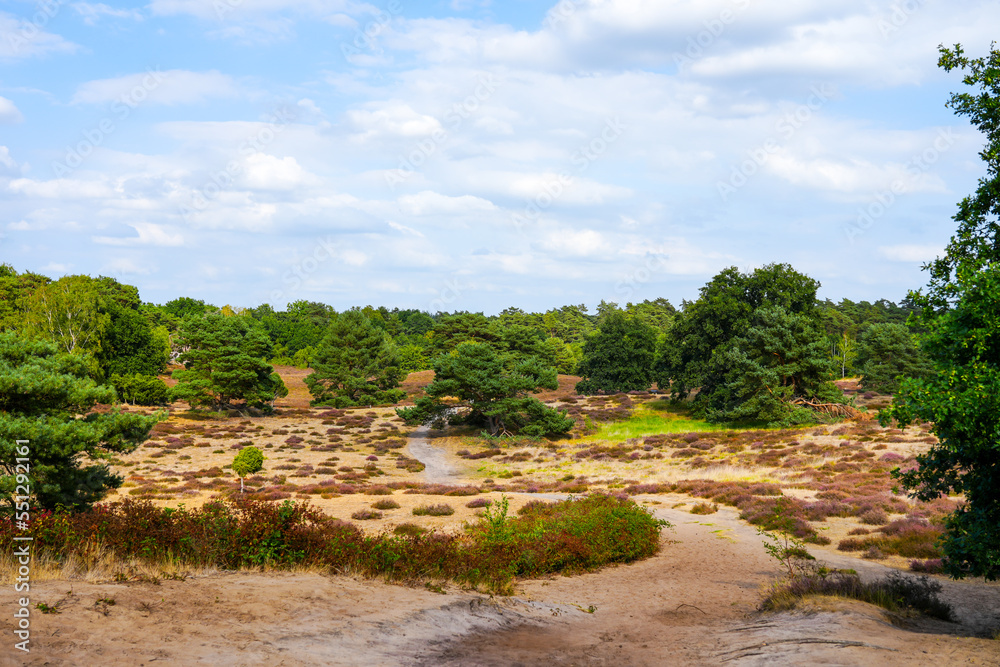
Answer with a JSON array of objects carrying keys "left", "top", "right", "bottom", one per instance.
[
  {"left": 6, "top": 433, "right": 1000, "bottom": 665},
  {"left": 8, "top": 505, "right": 999, "bottom": 665},
  {"left": 406, "top": 426, "right": 461, "bottom": 484}
]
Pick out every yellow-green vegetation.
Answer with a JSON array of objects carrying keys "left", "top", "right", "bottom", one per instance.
[{"left": 586, "top": 400, "right": 729, "bottom": 441}]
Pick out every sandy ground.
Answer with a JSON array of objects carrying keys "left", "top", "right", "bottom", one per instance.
[
  {"left": 5, "top": 502, "right": 1000, "bottom": 666},
  {"left": 4, "top": 372, "right": 1000, "bottom": 665}
]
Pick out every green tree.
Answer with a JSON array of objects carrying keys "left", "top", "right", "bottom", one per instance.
[
  {"left": 854, "top": 323, "right": 933, "bottom": 393},
  {"left": 171, "top": 315, "right": 286, "bottom": 411},
  {"left": 21, "top": 275, "right": 109, "bottom": 357},
  {"left": 0, "top": 265, "right": 51, "bottom": 331},
  {"left": 576, "top": 310, "right": 657, "bottom": 394},
  {"left": 232, "top": 446, "right": 264, "bottom": 493},
  {"left": 397, "top": 342, "right": 573, "bottom": 438},
  {"left": 305, "top": 310, "right": 405, "bottom": 408},
  {"left": 654, "top": 263, "right": 821, "bottom": 415},
  {"left": 706, "top": 306, "right": 838, "bottom": 425},
  {"left": 0, "top": 333, "right": 160, "bottom": 512},
  {"left": 885, "top": 43, "right": 1000, "bottom": 580}
]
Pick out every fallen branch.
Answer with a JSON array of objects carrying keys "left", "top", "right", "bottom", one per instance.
[{"left": 790, "top": 398, "right": 873, "bottom": 421}]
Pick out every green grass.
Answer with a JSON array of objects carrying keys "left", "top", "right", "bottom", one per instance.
[{"left": 586, "top": 400, "right": 728, "bottom": 441}]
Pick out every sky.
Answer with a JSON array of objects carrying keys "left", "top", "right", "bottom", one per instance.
[{"left": 0, "top": 0, "right": 996, "bottom": 315}]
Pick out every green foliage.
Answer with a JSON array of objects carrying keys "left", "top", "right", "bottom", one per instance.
[
  {"left": 855, "top": 322, "right": 933, "bottom": 393},
  {"left": 576, "top": 310, "right": 658, "bottom": 394},
  {"left": 396, "top": 343, "right": 430, "bottom": 374},
  {"left": 0, "top": 265, "right": 50, "bottom": 332},
  {"left": 885, "top": 44, "right": 1000, "bottom": 581},
  {"left": 305, "top": 310, "right": 405, "bottom": 408},
  {"left": 655, "top": 263, "right": 821, "bottom": 408},
  {"left": 706, "top": 306, "right": 837, "bottom": 425},
  {"left": 170, "top": 315, "right": 285, "bottom": 411},
  {"left": 232, "top": 446, "right": 265, "bottom": 493},
  {"left": 0, "top": 333, "right": 160, "bottom": 512},
  {"left": 100, "top": 304, "right": 169, "bottom": 377},
  {"left": 887, "top": 266, "right": 1000, "bottom": 579},
  {"left": 110, "top": 373, "right": 169, "bottom": 405},
  {"left": 397, "top": 342, "right": 573, "bottom": 437},
  {"left": 921, "top": 43, "right": 1000, "bottom": 308},
  {"left": 21, "top": 275, "right": 109, "bottom": 357}
]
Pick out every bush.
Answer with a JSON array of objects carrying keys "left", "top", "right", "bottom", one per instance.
[
  {"left": 412, "top": 504, "right": 455, "bottom": 517},
  {"left": 5, "top": 494, "right": 667, "bottom": 594},
  {"left": 760, "top": 568, "right": 952, "bottom": 621},
  {"left": 351, "top": 509, "right": 383, "bottom": 520},
  {"left": 111, "top": 373, "right": 170, "bottom": 405},
  {"left": 689, "top": 502, "right": 718, "bottom": 515},
  {"left": 371, "top": 499, "right": 400, "bottom": 510}
]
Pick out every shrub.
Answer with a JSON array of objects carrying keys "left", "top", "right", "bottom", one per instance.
[
  {"left": 5, "top": 495, "right": 666, "bottom": 594},
  {"left": 412, "top": 504, "right": 455, "bottom": 517},
  {"left": 466, "top": 498, "right": 492, "bottom": 509},
  {"left": 859, "top": 508, "right": 889, "bottom": 525},
  {"left": 371, "top": 499, "right": 400, "bottom": 510},
  {"left": 689, "top": 502, "right": 719, "bottom": 515},
  {"left": 760, "top": 569, "right": 952, "bottom": 621},
  {"left": 111, "top": 373, "right": 170, "bottom": 405},
  {"left": 351, "top": 509, "right": 383, "bottom": 520}
]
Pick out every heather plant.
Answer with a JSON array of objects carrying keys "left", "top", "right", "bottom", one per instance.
[
  {"left": 760, "top": 568, "right": 952, "bottom": 621},
  {"left": 2, "top": 494, "right": 665, "bottom": 594}
]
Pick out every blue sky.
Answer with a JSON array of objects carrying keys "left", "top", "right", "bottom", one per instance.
[{"left": 0, "top": 0, "right": 996, "bottom": 314}]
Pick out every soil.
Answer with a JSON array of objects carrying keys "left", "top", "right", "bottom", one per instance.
[
  {"left": 4, "top": 371, "right": 1000, "bottom": 665},
  {"left": 7, "top": 503, "right": 999, "bottom": 665}
]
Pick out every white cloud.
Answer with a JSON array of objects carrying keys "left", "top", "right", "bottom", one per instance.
[
  {"left": 878, "top": 244, "right": 943, "bottom": 263},
  {"left": 765, "top": 150, "right": 947, "bottom": 194},
  {"left": 0, "top": 12, "right": 78, "bottom": 60},
  {"left": 0, "top": 97, "right": 23, "bottom": 124},
  {"left": 92, "top": 222, "right": 184, "bottom": 246},
  {"left": 398, "top": 191, "right": 496, "bottom": 216},
  {"left": 239, "top": 154, "right": 319, "bottom": 191},
  {"left": 0, "top": 147, "right": 20, "bottom": 176},
  {"left": 346, "top": 103, "right": 443, "bottom": 141},
  {"left": 387, "top": 221, "right": 424, "bottom": 237},
  {"left": 71, "top": 70, "right": 240, "bottom": 106},
  {"left": 537, "top": 227, "right": 606, "bottom": 258},
  {"left": 102, "top": 257, "right": 151, "bottom": 275},
  {"left": 8, "top": 178, "right": 114, "bottom": 199},
  {"left": 72, "top": 3, "right": 143, "bottom": 25}
]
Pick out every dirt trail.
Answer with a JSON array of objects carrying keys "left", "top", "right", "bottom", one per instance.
[
  {"left": 9, "top": 504, "right": 999, "bottom": 666},
  {"left": 406, "top": 426, "right": 462, "bottom": 484},
  {"left": 6, "top": 432, "right": 1000, "bottom": 665}
]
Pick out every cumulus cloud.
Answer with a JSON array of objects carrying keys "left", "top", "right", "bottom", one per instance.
[
  {"left": 346, "top": 103, "right": 443, "bottom": 141},
  {"left": 239, "top": 154, "right": 320, "bottom": 191},
  {"left": 0, "top": 97, "right": 23, "bottom": 124}
]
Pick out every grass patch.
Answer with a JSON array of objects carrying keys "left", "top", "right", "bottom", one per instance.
[{"left": 586, "top": 401, "right": 729, "bottom": 441}]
